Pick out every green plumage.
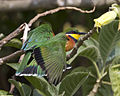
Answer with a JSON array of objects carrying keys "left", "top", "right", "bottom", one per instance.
[
  {"left": 35, "top": 33, "right": 67, "bottom": 83},
  {"left": 16, "top": 24, "right": 67, "bottom": 83},
  {"left": 22, "top": 24, "right": 54, "bottom": 50}
]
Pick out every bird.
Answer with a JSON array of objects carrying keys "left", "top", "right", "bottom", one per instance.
[{"left": 16, "top": 23, "right": 86, "bottom": 83}]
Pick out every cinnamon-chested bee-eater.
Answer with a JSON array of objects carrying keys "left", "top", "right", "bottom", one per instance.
[{"left": 16, "top": 24, "right": 86, "bottom": 83}]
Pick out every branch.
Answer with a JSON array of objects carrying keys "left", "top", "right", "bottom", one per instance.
[
  {"left": 28, "top": 6, "right": 95, "bottom": 27},
  {"left": 0, "top": 0, "right": 117, "bottom": 12},
  {"left": 87, "top": 79, "right": 101, "bottom": 96},
  {"left": 0, "top": 50, "right": 25, "bottom": 65},
  {"left": 0, "top": 23, "right": 25, "bottom": 49},
  {"left": 66, "top": 27, "right": 97, "bottom": 61}
]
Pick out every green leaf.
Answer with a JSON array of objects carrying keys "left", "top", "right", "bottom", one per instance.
[
  {"left": 59, "top": 72, "right": 89, "bottom": 96},
  {"left": 109, "top": 56, "right": 120, "bottom": 96},
  {"left": 99, "top": 20, "right": 120, "bottom": 65},
  {"left": 17, "top": 51, "right": 31, "bottom": 73},
  {"left": 8, "top": 79, "right": 31, "bottom": 96},
  {"left": 115, "top": 40, "right": 120, "bottom": 56},
  {"left": 33, "top": 89, "right": 46, "bottom": 96},
  {"left": 82, "top": 66, "right": 112, "bottom": 96},
  {"left": 0, "top": 90, "right": 10, "bottom": 95},
  {"left": 79, "top": 46, "right": 99, "bottom": 62},
  {"left": 48, "top": 84, "right": 60, "bottom": 96},
  {"left": 71, "top": 66, "right": 96, "bottom": 78},
  {"left": 6, "top": 63, "right": 20, "bottom": 70},
  {"left": 109, "top": 64, "right": 120, "bottom": 96},
  {"left": 25, "top": 76, "right": 52, "bottom": 96},
  {"left": 67, "top": 45, "right": 99, "bottom": 64},
  {"left": 5, "top": 38, "right": 22, "bottom": 49},
  {"left": 84, "top": 37, "right": 99, "bottom": 48}
]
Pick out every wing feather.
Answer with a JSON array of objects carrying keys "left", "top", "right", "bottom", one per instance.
[{"left": 33, "top": 33, "right": 67, "bottom": 83}]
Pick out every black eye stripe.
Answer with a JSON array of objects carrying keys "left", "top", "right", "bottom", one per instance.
[
  {"left": 68, "top": 35, "right": 78, "bottom": 43},
  {"left": 66, "top": 31, "right": 86, "bottom": 35}
]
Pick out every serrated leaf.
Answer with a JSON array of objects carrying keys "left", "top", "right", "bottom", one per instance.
[
  {"left": 99, "top": 20, "right": 120, "bottom": 65},
  {"left": 59, "top": 72, "right": 89, "bottom": 96},
  {"left": 6, "top": 63, "right": 20, "bottom": 70},
  {"left": 8, "top": 79, "right": 31, "bottom": 96},
  {"left": 5, "top": 38, "right": 22, "bottom": 49},
  {"left": 25, "top": 76, "right": 52, "bottom": 96}
]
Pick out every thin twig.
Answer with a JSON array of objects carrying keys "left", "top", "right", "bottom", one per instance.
[
  {"left": 0, "top": 50, "right": 25, "bottom": 65},
  {"left": 66, "top": 27, "right": 97, "bottom": 61},
  {"left": 28, "top": 6, "right": 95, "bottom": 27},
  {"left": 87, "top": 79, "right": 101, "bottom": 96}
]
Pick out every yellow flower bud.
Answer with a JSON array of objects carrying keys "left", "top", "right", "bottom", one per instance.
[{"left": 94, "top": 11, "right": 117, "bottom": 28}]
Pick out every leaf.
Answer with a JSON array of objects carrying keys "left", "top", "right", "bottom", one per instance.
[
  {"left": 67, "top": 45, "right": 99, "bottom": 64},
  {"left": 33, "top": 89, "right": 46, "bottom": 96},
  {"left": 84, "top": 37, "right": 99, "bottom": 47},
  {"left": 8, "top": 79, "right": 31, "bottom": 96},
  {"left": 6, "top": 63, "right": 20, "bottom": 70},
  {"left": 59, "top": 72, "right": 89, "bottom": 96},
  {"left": 78, "top": 46, "right": 99, "bottom": 62},
  {"left": 81, "top": 66, "right": 112, "bottom": 96},
  {"left": 5, "top": 38, "right": 22, "bottom": 49},
  {"left": 109, "top": 56, "right": 120, "bottom": 96},
  {"left": 48, "top": 84, "right": 60, "bottom": 96},
  {"left": 71, "top": 66, "right": 96, "bottom": 78},
  {"left": 0, "top": 90, "right": 10, "bottom": 95},
  {"left": 25, "top": 76, "right": 52, "bottom": 96},
  {"left": 17, "top": 51, "right": 31, "bottom": 73},
  {"left": 99, "top": 20, "right": 120, "bottom": 65},
  {"left": 115, "top": 40, "right": 120, "bottom": 56}
]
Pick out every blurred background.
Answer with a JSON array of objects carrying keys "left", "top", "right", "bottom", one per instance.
[{"left": 0, "top": 0, "right": 116, "bottom": 93}]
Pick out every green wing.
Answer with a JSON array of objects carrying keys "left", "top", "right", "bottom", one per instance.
[
  {"left": 16, "top": 24, "right": 54, "bottom": 76},
  {"left": 22, "top": 24, "right": 54, "bottom": 50},
  {"left": 16, "top": 32, "right": 67, "bottom": 83},
  {"left": 33, "top": 33, "right": 67, "bottom": 83}
]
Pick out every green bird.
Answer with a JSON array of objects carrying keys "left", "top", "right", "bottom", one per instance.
[{"left": 16, "top": 24, "right": 86, "bottom": 83}]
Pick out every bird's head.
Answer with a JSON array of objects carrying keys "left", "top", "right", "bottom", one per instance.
[
  {"left": 65, "top": 30, "right": 86, "bottom": 43},
  {"left": 65, "top": 30, "right": 86, "bottom": 51}
]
